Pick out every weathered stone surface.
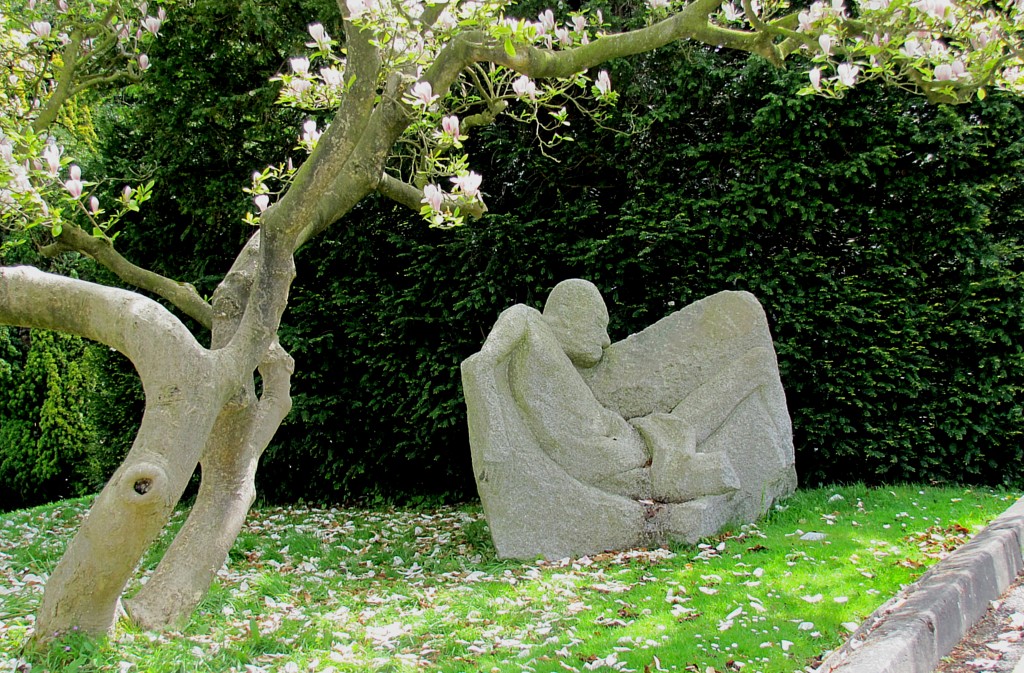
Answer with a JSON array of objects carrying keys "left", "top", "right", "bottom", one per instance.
[{"left": 461, "top": 279, "right": 797, "bottom": 559}]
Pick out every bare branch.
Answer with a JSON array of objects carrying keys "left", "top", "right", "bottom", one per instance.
[
  {"left": 0, "top": 266, "right": 207, "bottom": 374},
  {"left": 464, "top": 0, "right": 781, "bottom": 81},
  {"left": 39, "top": 224, "right": 214, "bottom": 329},
  {"left": 32, "top": 27, "right": 86, "bottom": 133},
  {"left": 70, "top": 68, "right": 142, "bottom": 97}
]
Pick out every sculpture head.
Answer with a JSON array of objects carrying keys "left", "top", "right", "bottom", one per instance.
[{"left": 542, "top": 279, "right": 611, "bottom": 368}]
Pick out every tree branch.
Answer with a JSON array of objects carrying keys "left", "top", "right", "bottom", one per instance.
[
  {"left": 0, "top": 266, "right": 208, "bottom": 378},
  {"left": 32, "top": 27, "right": 85, "bottom": 133},
  {"left": 458, "top": 0, "right": 782, "bottom": 81},
  {"left": 252, "top": 339, "right": 294, "bottom": 458},
  {"left": 31, "top": 5, "right": 131, "bottom": 133},
  {"left": 377, "top": 172, "right": 487, "bottom": 218},
  {"left": 70, "top": 68, "right": 142, "bottom": 97},
  {"left": 273, "top": 15, "right": 384, "bottom": 248},
  {"left": 39, "top": 224, "right": 214, "bottom": 329}
]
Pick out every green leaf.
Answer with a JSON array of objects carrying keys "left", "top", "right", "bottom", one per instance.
[{"left": 504, "top": 38, "right": 516, "bottom": 58}]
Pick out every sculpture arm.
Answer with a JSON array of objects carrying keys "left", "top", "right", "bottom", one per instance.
[{"left": 669, "top": 346, "right": 786, "bottom": 444}]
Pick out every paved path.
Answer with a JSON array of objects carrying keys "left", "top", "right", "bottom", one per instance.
[{"left": 815, "top": 497, "right": 1024, "bottom": 673}]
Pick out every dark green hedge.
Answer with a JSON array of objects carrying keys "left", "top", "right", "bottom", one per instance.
[
  {"left": 261, "top": 46, "right": 1023, "bottom": 503},
  {"left": 15, "top": 2, "right": 1018, "bottom": 507}
]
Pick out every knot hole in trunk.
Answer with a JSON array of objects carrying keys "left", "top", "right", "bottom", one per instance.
[{"left": 120, "top": 462, "right": 168, "bottom": 507}]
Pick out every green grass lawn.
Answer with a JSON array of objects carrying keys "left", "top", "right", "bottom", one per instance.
[{"left": 0, "top": 485, "right": 1018, "bottom": 673}]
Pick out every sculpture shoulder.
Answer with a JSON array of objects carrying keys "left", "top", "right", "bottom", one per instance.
[{"left": 464, "top": 304, "right": 544, "bottom": 369}]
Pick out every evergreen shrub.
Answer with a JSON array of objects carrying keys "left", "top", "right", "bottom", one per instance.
[{"left": 262, "top": 47, "right": 1023, "bottom": 503}]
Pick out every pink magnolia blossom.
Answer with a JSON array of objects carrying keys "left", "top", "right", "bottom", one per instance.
[
  {"left": 818, "top": 33, "right": 834, "bottom": 55},
  {"left": 512, "top": 75, "right": 538, "bottom": 100},
  {"left": 934, "top": 63, "right": 953, "bottom": 80},
  {"left": 809, "top": 67, "right": 822, "bottom": 90},
  {"left": 798, "top": 3, "right": 829, "bottom": 31},
  {"left": 43, "top": 144, "right": 61, "bottom": 176},
  {"left": 89, "top": 196, "right": 99, "bottom": 213},
  {"left": 408, "top": 81, "right": 438, "bottom": 106},
  {"left": 595, "top": 70, "right": 612, "bottom": 95},
  {"left": 915, "top": 0, "right": 952, "bottom": 20},
  {"left": 435, "top": 9, "right": 457, "bottom": 30},
  {"left": 0, "top": 139, "right": 13, "bottom": 164},
  {"left": 291, "top": 57, "right": 310, "bottom": 76},
  {"left": 721, "top": 2, "right": 743, "bottom": 20},
  {"left": 10, "top": 165, "right": 30, "bottom": 193},
  {"left": 321, "top": 67, "right": 345, "bottom": 89},
  {"left": 308, "top": 23, "right": 328, "bottom": 44},
  {"left": 301, "top": 119, "right": 321, "bottom": 145},
  {"left": 123, "top": 185, "right": 133, "bottom": 200},
  {"left": 142, "top": 16, "right": 161, "bottom": 35},
  {"left": 138, "top": 53, "right": 150, "bottom": 70},
  {"left": 451, "top": 171, "right": 483, "bottom": 198},
  {"left": 422, "top": 184, "right": 444, "bottom": 211},
  {"left": 571, "top": 15, "right": 586, "bottom": 33},
  {"left": 648, "top": 0, "right": 671, "bottom": 9},
  {"left": 555, "top": 27, "right": 571, "bottom": 46},
  {"left": 347, "top": 0, "right": 373, "bottom": 19},
  {"left": 254, "top": 194, "right": 270, "bottom": 212},
  {"left": 900, "top": 37, "right": 924, "bottom": 57},
  {"left": 538, "top": 9, "right": 555, "bottom": 33},
  {"left": 30, "top": 21, "right": 51, "bottom": 38},
  {"left": 65, "top": 178, "right": 83, "bottom": 199},
  {"left": 288, "top": 78, "right": 312, "bottom": 96},
  {"left": 441, "top": 115, "right": 460, "bottom": 137},
  {"left": 837, "top": 62, "right": 860, "bottom": 86},
  {"left": 69, "top": 165, "right": 81, "bottom": 181}
]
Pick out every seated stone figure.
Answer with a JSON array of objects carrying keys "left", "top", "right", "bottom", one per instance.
[{"left": 461, "top": 279, "right": 797, "bottom": 559}]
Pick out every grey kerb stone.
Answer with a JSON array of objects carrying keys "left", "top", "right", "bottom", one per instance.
[{"left": 461, "top": 279, "right": 798, "bottom": 559}]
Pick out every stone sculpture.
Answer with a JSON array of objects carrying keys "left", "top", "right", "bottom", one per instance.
[{"left": 461, "top": 279, "right": 797, "bottom": 559}]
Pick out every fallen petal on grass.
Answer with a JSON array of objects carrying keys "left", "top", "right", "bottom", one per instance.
[{"left": 0, "top": 486, "right": 1018, "bottom": 673}]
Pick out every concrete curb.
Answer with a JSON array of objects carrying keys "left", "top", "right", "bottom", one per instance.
[{"left": 816, "top": 496, "right": 1024, "bottom": 673}]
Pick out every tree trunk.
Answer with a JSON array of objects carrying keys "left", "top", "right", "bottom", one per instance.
[
  {"left": 124, "top": 343, "right": 293, "bottom": 629},
  {"left": 32, "top": 383, "right": 229, "bottom": 639},
  {"left": 0, "top": 267, "right": 242, "bottom": 643}
]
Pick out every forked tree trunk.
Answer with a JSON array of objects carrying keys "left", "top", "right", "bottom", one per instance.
[
  {"left": 125, "top": 343, "right": 293, "bottom": 629},
  {"left": 0, "top": 267, "right": 237, "bottom": 641},
  {"left": 34, "top": 384, "right": 229, "bottom": 637}
]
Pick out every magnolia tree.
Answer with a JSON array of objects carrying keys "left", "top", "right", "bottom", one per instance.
[{"left": 1, "top": 0, "right": 1023, "bottom": 647}]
